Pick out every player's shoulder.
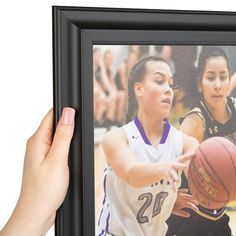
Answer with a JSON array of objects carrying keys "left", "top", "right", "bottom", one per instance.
[
  {"left": 103, "top": 127, "right": 125, "bottom": 140},
  {"left": 102, "top": 126, "right": 131, "bottom": 165},
  {"left": 181, "top": 108, "right": 205, "bottom": 129},
  {"left": 103, "top": 126, "right": 128, "bottom": 147}
]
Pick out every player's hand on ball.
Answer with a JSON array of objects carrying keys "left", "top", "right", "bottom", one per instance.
[{"left": 172, "top": 188, "right": 199, "bottom": 217}]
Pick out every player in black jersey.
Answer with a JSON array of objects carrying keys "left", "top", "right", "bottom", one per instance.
[{"left": 167, "top": 46, "right": 236, "bottom": 236}]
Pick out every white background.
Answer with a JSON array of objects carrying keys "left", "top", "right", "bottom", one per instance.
[{"left": 0, "top": 0, "right": 235, "bottom": 235}]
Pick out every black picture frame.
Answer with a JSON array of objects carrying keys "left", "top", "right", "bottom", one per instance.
[{"left": 52, "top": 6, "right": 236, "bottom": 236}]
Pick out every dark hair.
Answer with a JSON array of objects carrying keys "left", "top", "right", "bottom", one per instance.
[
  {"left": 181, "top": 46, "right": 230, "bottom": 107},
  {"left": 126, "top": 56, "right": 170, "bottom": 122},
  {"left": 198, "top": 46, "right": 230, "bottom": 79}
]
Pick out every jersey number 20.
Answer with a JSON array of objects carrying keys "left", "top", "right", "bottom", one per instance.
[{"left": 137, "top": 192, "right": 168, "bottom": 224}]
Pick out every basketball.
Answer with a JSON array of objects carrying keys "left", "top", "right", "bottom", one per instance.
[{"left": 188, "top": 136, "right": 236, "bottom": 209}]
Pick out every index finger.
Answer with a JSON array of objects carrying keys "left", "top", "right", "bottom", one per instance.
[{"left": 176, "top": 153, "right": 195, "bottom": 164}]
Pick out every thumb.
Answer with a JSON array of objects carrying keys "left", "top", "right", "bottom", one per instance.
[{"left": 47, "top": 107, "right": 75, "bottom": 164}]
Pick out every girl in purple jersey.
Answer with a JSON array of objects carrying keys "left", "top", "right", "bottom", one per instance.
[{"left": 97, "top": 56, "right": 199, "bottom": 236}]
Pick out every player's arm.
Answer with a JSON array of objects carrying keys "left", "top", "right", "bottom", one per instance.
[
  {"left": 102, "top": 128, "right": 188, "bottom": 188},
  {"left": 180, "top": 113, "right": 205, "bottom": 143}
]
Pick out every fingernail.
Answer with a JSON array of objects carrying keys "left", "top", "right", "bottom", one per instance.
[{"left": 61, "top": 107, "right": 75, "bottom": 125}]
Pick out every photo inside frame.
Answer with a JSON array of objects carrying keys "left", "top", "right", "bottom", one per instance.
[{"left": 93, "top": 45, "right": 236, "bottom": 235}]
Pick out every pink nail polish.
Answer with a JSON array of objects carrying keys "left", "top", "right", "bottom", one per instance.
[{"left": 61, "top": 107, "right": 75, "bottom": 125}]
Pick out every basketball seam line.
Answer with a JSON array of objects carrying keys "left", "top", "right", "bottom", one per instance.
[
  {"left": 188, "top": 163, "right": 212, "bottom": 203},
  {"left": 188, "top": 161, "right": 216, "bottom": 201},
  {"left": 198, "top": 146, "right": 230, "bottom": 201},
  {"left": 188, "top": 158, "right": 227, "bottom": 203}
]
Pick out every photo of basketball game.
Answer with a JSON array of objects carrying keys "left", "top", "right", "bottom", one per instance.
[{"left": 93, "top": 45, "right": 236, "bottom": 236}]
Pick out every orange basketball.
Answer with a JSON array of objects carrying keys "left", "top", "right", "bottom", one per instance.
[{"left": 188, "top": 136, "right": 236, "bottom": 209}]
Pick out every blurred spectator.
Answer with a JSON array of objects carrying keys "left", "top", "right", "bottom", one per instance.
[
  {"left": 172, "top": 46, "right": 198, "bottom": 115},
  {"left": 93, "top": 48, "right": 118, "bottom": 127},
  {"left": 114, "top": 50, "right": 139, "bottom": 124},
  {"left": 103, "top": 49, "right": 126, "bottom": 126},
  {"left": 93, "top": 48, "right": 107, "bottom": 127},
  {"left": 103, "top": 49, "right": 114, "bottom": 82},
  {"left": 160, "top": 45, "right": 176, "bottom": 74},
  {"left": 128, "top": 45, "right": 141, "bottom": 58},
  {"left": 115, "top": 50, "right": 139, "bottom": 91},
  {"left": 172, "top": 46, "right": 198, "bottom": 92}
]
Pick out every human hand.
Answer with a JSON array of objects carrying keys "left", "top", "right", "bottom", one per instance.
[
  {"left": 172, "top": 188, "right": 199, "bottom": 217},
  {"left": 0, "top": 107, "right": 75, "bottom": 236},
  {"left": 157, "top": 153, "right": 194, "bottom": 192}
]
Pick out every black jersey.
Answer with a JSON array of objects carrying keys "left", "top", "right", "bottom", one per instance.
[
  {"left": 180, "top": 96, "right": 236, "bottom": 219},
  {"left": 166, "top": 97, "right": 234, "bottom": 236},
  {"left": 197, "top": 97, "right": 236, "bottom": 144},
  {"left": 181, "top": 96, "right": 236, "bottom": 144}
]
